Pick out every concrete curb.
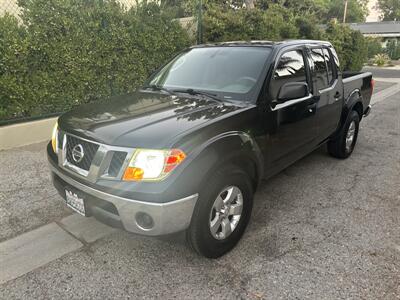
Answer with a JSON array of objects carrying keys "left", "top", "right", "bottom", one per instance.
[
  {"left": 0, "top": 223, "right": 83, "bottom": 285},
  {"left": 0, "top": 215, "right": 116, "bottom": 285},
  {"left": 0, "top": 117, "right": 57, "bottom": 150}
]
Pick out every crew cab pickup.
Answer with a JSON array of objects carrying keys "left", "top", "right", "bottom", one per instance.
[{"left": 48, "top": 40, "right": 373, "bottom": 258}]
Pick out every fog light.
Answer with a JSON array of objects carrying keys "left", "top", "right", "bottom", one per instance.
[{"left": 135, "top": 212, "right": 154, "bottom": 230}]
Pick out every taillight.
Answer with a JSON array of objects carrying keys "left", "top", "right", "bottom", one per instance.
[{"left": 371, "top": 78, "right": 375, "bottom": 94}]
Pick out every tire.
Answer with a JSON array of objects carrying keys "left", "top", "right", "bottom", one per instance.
[
  {"left": 328, "top": 110, "right": 360, "bottom": 159},
  {"left": 186, "top": 166, "right": 254, "bottom": 258}
]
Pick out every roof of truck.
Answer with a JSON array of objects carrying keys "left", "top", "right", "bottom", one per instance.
[{"left": 192, "top": 39, "right": 332, "bottom": 48}]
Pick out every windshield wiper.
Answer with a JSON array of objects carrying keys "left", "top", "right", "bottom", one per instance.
[
  {"left": 142, "top": 84, "right": 176, "bottom": 96},
  {"left": 172, "top": 88, "right": 225, "bottom": 103}
]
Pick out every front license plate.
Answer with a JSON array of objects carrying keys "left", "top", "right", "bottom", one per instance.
[{"left": 65, "top": 189, "right": 86, "bottom": 216}]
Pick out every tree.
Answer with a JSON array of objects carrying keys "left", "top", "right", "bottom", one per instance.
[
  {"left": 377, "top": 0, "right": 400, "bottom": 21},
  {"left": 325, "top": 0, "right": 369, "bottom": 23}
]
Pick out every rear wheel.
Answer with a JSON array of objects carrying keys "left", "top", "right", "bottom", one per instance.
[
  {"left": 328, "top": 110, "right": 360, "bottom": 159},
  {"left": 186, "top": 166, "right": 253, "bottom": 258}
]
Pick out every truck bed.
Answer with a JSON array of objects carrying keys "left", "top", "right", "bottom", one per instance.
[{"left": 342, "top": 71, "right": 373, "bottom": 115}]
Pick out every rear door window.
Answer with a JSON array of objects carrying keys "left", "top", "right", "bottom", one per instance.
[
  {"left": 329, "top": 46, "right": 340, "bottom": 70},
  {"left": 310, "top": 48, "right": 328, "bottom": 90},
  {"left": 323, "top": 48, "right": 336, "bottom": 84}
]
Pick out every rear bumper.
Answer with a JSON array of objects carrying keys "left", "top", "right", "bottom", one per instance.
[{"left": 50, "top": 164, "right": 198, "bottom": 236}]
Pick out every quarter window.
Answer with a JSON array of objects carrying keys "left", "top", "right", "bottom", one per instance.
[{"left": 270, "top": 50, "right": 307, "bottom": 100}]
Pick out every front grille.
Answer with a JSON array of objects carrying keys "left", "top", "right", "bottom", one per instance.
[
  {"left": 65, "top": 135, "right": 99, "bottom": 171},
  {"left": 107, "top": 151, "right": 127, "bottom": 177}
]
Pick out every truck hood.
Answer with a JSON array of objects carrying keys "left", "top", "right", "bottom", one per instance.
[{"left": 58, "top": 91, "right": 242, "bottom": 148}]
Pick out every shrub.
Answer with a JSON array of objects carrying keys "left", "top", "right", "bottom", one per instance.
[
  {"left": 0, "top": 0, "right": 190, "bottom": 121},
  {"left": 323, "top": 21, "right": 367, "bottom": 71},
  {"left": 385, "top": 39, "right": 400, "bottom": 60},
  {"left": 365, "top": 37, "right": 383, "bottom": 59},
  {"left": 373, "top": 53, "right": 390, "bottom": 66},
  {"left": 203, "top": 3, "right": 299, "bottom": 42},
  {"left": 202, "top": 6, "right": 367, "bottom": 72}
]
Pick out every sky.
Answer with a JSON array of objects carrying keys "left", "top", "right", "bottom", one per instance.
[{"left": 366, "top": 0, "right": 381, "bottom": 22}]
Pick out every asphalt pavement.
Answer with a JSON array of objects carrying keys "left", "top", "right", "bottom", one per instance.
[
  {"left": 363, "top": 66, "right": 400, "bottom": 79},
  {"left": 0, "top": 68, "right": 399, "bottom": 299}
]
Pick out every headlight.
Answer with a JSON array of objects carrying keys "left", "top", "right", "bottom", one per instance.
[
  {"left": 51, "top": 122, "right": 58, "bottom": 153},
  {"left": 123, "top": 149, "right": 186, "bottom": 181}
]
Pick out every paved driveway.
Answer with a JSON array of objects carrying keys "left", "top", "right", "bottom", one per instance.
[{"left": 1, "top": 71, "right": 399, "bottom": 299}]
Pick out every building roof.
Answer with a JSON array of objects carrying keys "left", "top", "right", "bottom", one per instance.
[{"left": 348, "top": 21, "right": 400, "bottom": 35}]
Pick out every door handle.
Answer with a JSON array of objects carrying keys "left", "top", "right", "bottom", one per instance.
[{"left": 334, "top": 92, "right": 341, "bottom": 101}]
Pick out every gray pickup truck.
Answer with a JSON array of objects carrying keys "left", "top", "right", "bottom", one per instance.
[{"left": 48, "top": 40, "right": 373, "bottom": 257}]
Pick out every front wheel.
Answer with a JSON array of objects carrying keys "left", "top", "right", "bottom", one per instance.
[
  {"left": 328, "top": 110, "right": 360, "bottom": 159},
  {"left": 186, "top": 166, "right": 253, "bottom": 258}
]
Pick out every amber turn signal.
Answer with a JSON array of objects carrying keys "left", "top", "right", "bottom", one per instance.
[{"left": 123, "top": 167, "right": 145, "bottom": 181}]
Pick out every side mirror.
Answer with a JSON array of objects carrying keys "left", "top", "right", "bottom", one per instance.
[{"left": 277, "top": 82, "right": 309, "bottom": 102}]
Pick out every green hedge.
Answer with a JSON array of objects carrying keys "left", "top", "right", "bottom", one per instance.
[{"left": 0, "top": 0, "right": 190, "bottom": 121}]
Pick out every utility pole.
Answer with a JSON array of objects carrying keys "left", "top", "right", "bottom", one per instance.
[
  {"left": 343, "top": 0, "right": 348, "bottom": 23},
  {"left": 197, "top": 0, "right": 203, "bottom": 44}
]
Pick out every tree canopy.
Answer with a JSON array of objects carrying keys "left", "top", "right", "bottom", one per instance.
[
  {"left": 377, "top": 0, "right": 400, "bottom": 21},
  {"left": 167, "top": 0, "right": 369, "bottom": 23}
]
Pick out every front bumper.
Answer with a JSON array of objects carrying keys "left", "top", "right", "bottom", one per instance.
[{"left": 50, "top": 164, "right": 198, "bottom": 236}]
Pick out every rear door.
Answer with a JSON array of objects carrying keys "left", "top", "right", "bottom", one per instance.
[{"left": 308, "top": 46, "right": 343, "bottom": 140}]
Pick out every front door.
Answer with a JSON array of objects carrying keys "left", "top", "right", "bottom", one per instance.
[{"left": 261, "top": 47, "right": 319, "bottom": 176}]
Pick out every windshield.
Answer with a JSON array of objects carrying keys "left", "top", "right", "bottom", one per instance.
[{"left": 146, "top": 47, "right": 272, "bottom": 101}]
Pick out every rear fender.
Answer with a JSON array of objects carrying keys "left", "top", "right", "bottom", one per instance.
[{"left": 332, "top": 89, "right": 363, "bottom": 139}]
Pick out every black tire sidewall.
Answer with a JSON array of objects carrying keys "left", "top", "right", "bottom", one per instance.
[
  {"left": 342, "top": 111, "right": 360, "bottom": 157},
  {"left": 187, "top": 167, "right": 253, "bottom": 258}
]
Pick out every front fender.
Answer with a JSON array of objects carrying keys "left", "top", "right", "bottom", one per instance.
[{"left": 172, "top": 131, "right": 264, "bottom": 195}]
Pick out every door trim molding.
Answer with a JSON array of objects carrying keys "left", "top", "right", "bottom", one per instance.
[{"left": 271, "top": 94, "right": 313, "bottom": 111}]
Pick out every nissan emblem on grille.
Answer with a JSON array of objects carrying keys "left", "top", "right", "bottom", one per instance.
[{"left": 72, "top": 144, "right": 85, "bottom": 163}]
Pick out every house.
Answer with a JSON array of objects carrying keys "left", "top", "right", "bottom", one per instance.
[{"left": 348, "top": 21, "right": 400, "bottom": 47}]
